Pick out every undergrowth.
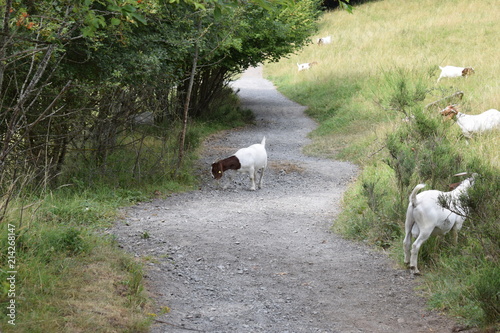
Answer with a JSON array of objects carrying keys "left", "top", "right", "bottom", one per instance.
[{"left": 0, "top": 89, "right": 253, "bottom": 332}]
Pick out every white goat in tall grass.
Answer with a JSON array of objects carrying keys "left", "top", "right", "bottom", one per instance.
[
  {"left": 297, "top": 62, "right": 318, "bottom": 71},
  {"left": 440, "top": 105, "right": 500, "bottom": 138},
  {"left": 437, "top": 66, "right": 475, "bottom": 82},
  {"left": 317, "top": 36, "right": 332, "bottom": 45},
  {"left": 403, "top": 174, "right": 475, "bottom": 275}
]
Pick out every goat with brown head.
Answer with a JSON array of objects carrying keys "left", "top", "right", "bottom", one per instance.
[
  {"left": 439, "top": 104, "right": 500, "bottom": 138},
  {"left": 211, "top": 156, "right": 241, "bottom": 180},
  {"left": 440, "top": 104, "right": 459, "bottom": 120},
  {"left": 461, "top": 67, "right": 475, "bottom": 77},
  {"left": 211, "top": 137, "right": 267, "bottom": 191}
]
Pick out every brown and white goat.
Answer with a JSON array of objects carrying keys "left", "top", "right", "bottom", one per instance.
[
  {"left": 440, "top": 104, "right": 500, "bottom": 138},
  {"left": 437, "top": 66, "right": 475, "bottom": 82},
  {"left": 297, "top": 62, "right": 318, "bottom": 71},
  {"left": 211, "top": 137, "right": 267, "bottom": 191},
  {"left": 317, "top": 36, "right": 332, "bottom": 45}
]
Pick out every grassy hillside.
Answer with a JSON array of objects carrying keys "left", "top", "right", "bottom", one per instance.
[
  {"left": 267, "top": 0, "right": 499, "bottom": 165},
  {"left": 265, "top": 0, "right": 499, "bottom": 329}
]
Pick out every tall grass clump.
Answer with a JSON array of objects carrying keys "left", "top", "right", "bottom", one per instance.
[
  {"left": 335, "top": 163, "right": 401, "bottom": 249},
  {"left": 0, "top": 189, "right": 152, "bottom": 332},
  {"left": 265, "top": 0, "right": 499, "bottom": 328}
]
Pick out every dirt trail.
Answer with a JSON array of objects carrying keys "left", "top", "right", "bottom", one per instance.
[{"left": 111, "top": 66, "right": 458, "bottom": 332}]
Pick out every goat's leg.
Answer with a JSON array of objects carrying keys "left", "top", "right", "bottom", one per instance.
[
  {"left": 451, "top": 224, "right": 459, "bottom": 245},
  {"left": 410, "top": 229, "right": 432, "bottom": 275},
  {"left": 257, "top": 167, "right": 265, "bottom": 189},
  {"left": 248, "top": 167, "right": 256, "bottom": 191},
  {"left": 223, "top": 172, "right": 235, "bottom": 190},
  {"left": 403, "top": 232, "right": 412, "bottom": 266},
  {"left": 403, "top": 207, "right": 414, "bottom": 265}
]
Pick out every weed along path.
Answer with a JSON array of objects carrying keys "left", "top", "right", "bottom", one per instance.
[{"left": 112, "top": 66, "right": 459, "bottom": 333}]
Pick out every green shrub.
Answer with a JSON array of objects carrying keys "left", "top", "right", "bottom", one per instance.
[
  {"left": 425, "top": 255, "right": 499, "bottom": 329},
  {"left": 459, "top": 168, "right": 500, "bottom": 261},
  {"left": 334, "top": 163, "right": 402, "bottom": 247},
  {"left": 200, "top": 87, "right": 255, "bottom": 128},
  {"left": 385, "top": 130, "right": 417, "bottom": 199},
  {"left": 381, "top": 68, "right": 427, "bottom": 119},
  {"left": 473, "top": 264, "right": 500, "bottom": 326},
  {"left": 43, "top": 227, "right": 88, "bottom": 258}
]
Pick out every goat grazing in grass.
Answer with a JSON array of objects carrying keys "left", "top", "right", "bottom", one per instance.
[
  {"left": 297, "top": 62, "right": 317, "bottom": 71},
  {"left": 440, "top": 104, "right": 500, "bottom": 138},
  {"left": 211, "top": 137, "right": 267, "bottom": 191},
  {"left": 317, "top": 36, "right": 332, "bottom": 45},
  {"left": 437, "top": 66, "right": 475, "bottom": 83},
  {"left": 403, "top": 173, "right": 475, "bottom": 275}
]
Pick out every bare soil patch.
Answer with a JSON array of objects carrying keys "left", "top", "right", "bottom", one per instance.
[{"left": 111, "top": 66, "right": 460, "bottom": 333}]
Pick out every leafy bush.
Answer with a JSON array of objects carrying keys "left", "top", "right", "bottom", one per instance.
[
  {"left": 381, "top": 68, "right": 427, "bottom": 119},
  {"left": 42, "top": 227, "right": 88, "bottom": 258},
  {"left": 473, "top": 264, "right": 500, "bottom": 326},
  {"left": 460, "top": 168, "right": 500, "bottom": 260},
  {"left": 334, "top": 163, "right": 402, "bottom": 248}
]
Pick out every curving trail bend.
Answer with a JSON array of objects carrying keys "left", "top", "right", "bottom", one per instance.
[{"left": 112, "top": 66, "right": 458, "bottom": 333}]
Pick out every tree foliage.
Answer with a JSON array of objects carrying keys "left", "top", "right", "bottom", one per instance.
[{"left": 0, "top": 0, "right": 322, "bottom": 202}]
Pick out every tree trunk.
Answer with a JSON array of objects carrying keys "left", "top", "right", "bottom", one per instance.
[
  {"left": 177, "top": 20, "right": 201, "bottom": 171},
  {"left": 0, "top": 0, "right": 13, "bottom": 91}
]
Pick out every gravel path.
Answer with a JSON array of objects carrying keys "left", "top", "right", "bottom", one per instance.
[{"left": 111, "top": 66, "right": 459, "bottom": 333}]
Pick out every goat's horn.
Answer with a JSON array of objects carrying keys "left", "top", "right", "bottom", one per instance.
[{"left": 452, "top": 172, "right": 468, "bottom": 177}]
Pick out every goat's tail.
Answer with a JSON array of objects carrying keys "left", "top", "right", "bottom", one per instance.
[
  {"left": 409, "top": 184, "right": 426, "bottom": 207},
  {"left": 261, "top": 136, "right": 266, "bottom": 147}
]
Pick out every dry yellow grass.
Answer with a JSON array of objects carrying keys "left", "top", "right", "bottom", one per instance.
[{"left": 265, "top": 0, "right": 500, "bottom": 167}]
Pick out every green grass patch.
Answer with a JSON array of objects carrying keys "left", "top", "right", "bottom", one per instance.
[{"left": 0, "top": 187, "right": 153, "bottom": 332}]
